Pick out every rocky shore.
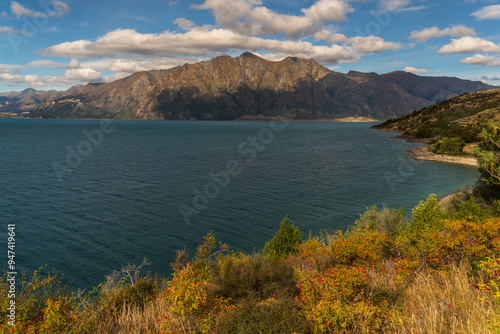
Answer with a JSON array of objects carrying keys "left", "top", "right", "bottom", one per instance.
[{"left": 407, "top": 145, "right": 479, "bottom": 168}]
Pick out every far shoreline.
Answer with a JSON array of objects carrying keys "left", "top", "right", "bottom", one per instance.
[{"left": 2, "top": 116, "right": 385, "bottom": 122}]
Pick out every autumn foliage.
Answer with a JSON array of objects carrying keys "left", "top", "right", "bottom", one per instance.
[{"left": 1, "top": 194, "right": 500, "bottom": 333}]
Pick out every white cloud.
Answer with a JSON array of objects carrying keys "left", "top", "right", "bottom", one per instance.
[
  {"left": 410, "top": 25, "right": 476, "bottom": 43},
  {"left": 0, "top": 26, "right": 14, "bottom": 34},
  {"left": 404, "top": 66, "right": 431, "bottom": 74},
  {"left": 193, "top": 0, "right": 353, "bottom": 38},
  {"left": 11, "top": 0, "right": 69, "bottom": 19},
  {"left": 174, "top": 18, "right": 196, "bottom": 30},
  {"left": 438, "top": 36, "right": 500, "bottom": 54},
  {"left": 0, "top": 69, "right": 124, "bottom": 89},
  {"left": 346, "top": 36, "right": 401, "bottom": 53},
  {"left": 390, "top": 61, "right": 407, "bottom": 66},
  {"left": 69, "top": 58, "right": 80, "bottom": 69},
  {"left": 63, "top": 68, "right": 102, "bottom": 81},
  {"left": 472, "top": 4, "right": 500, "bottom": 20},
  {"left": 461, "top": 54, "right": 500, "bottom": 67},
  {"left": 314, "top": 30, "right": 401, "bottom": 53},
  {"left": 39, "top": 27, "right": 359, "bottom": 65},
  {"left": 378, "top": 0, "right": 427, "bottom": 12}
]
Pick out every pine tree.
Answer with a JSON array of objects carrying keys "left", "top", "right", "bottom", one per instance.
[{"left": 263, "top": 216, "right": 303, "bottom": 259}]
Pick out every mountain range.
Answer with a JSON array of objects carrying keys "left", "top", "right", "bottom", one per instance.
[{"left": 1, "top": 52, "right": 494, "bottom": 120}]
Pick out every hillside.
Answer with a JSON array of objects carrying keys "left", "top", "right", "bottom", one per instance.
[
  {"left": 0, "top": 88, "right": 80, "bottom": 117},
  {"left": 3, "top": 193, "right": 500, "bottom": 333},
  {"left": 30, "top": 52, "right": 494, "bottom": 120},
  {"left": 375, "top": 88, "right": 500, "bottom": 143}
]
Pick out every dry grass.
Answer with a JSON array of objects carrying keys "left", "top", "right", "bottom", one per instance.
[
  {"left": 368, "top": 261, "right": 499, "bottom": 334},
  {"left": 88, "top": 298, "right": 170, "bottom": 334}
]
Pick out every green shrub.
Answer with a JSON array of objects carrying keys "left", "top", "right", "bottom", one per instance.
[
  {"left": 431, "top": 137, "right": 465, "bottom": 155},
  {"left": 263, "top": 216, "right": 303, "bottom": 259},
  {"left": 353, "top": 205, "right": 408, "bottom": 235},
  {"left": 475, "top": 121, "right": 500, "bottom": 187},
  {"left": 452, "top": 197, "right": 486, "bottom": 222},
  {"left": 410, "top": 194, "right": 446, "bottom": 234}
]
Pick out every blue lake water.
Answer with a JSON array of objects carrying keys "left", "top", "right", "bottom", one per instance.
[{"left": 0, "top": 119, "right": 479, "bottom": 289}]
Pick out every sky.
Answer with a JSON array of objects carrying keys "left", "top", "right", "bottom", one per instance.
[{"left": 0, "top": 0, "right": 500, "bottom": 92}]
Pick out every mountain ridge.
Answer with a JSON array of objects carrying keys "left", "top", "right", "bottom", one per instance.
[{"left": 10, "top": 52, "right": 495, "bottom": 120}]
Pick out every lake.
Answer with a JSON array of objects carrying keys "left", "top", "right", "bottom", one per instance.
[{"left": 0, "top": 119, "right": 479, "bottom": 289}]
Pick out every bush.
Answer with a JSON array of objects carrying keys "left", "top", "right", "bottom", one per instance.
[
  {"left": 475, "top": 121, "right": 500, "bottom": 187},
  {"left": 353, "top": 205, "right": 408, "bottom": 235},
  {"left": 214, "top": 296, "right": 310, "bottom": 334},
  {"left": 208, "top": 253, "right": 298, "bottom": 302},
  {"left": 297, "top": 265, "right": 392, "bottom": 333},
  {"left": 410, "top": 194, "right": 446, "bottom": 234},
  {"left": 453, "top": 197, "right": 487, "bottom": 222},
  {"left": 431, "top": 137, "right": 465, "bottom": 155},
  {"left": 263, "top": 216, "right": 303, "bottom": 259}
]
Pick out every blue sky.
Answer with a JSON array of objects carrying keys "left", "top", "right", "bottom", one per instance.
[{"left": 0, "top": 0, "right": 500, "bottom": 92}]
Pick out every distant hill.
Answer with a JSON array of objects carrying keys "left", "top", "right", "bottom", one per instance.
[
  {"left": 24, "top": 52, "right": 496, "bottom": 120},
  {"left": 374, "top": 88, "right": 500, "bottom": 143},
  {"left": 0, "top": 87, "right": 81, "bottom": 116}
]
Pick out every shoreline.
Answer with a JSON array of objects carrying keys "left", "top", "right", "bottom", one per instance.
[
  {"left": 375, "top": 128, "right": 480, "bottom": 168},
  {"left": 2, "top": 116, "right": 385, "bottom": 122},
  {"left": 406, "top": 144, "right": 479, "bottom": 168},
  {"left": 235, "top": 115, "right": 383, "bottom": 122}
]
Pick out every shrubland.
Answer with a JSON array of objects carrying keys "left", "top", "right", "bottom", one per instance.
[
  {"left": 2, "top": 188, "right": 500, "bottom": 334},
  {"left": 2, "top": 122, "right": 500, "bottom": 333}
]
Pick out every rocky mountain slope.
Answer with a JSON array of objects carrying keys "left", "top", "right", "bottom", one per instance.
[
  {"left": 0, "top": 87, "right": 81, "bottom": 116},
  {"left": 30, "top": 52, "right": 495, "bottom": 120}
]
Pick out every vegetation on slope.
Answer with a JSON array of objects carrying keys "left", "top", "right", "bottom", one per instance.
[
  {"left": 2, "top": 122, "right": 500, "bottom": 334},
  {"left": 374, "top": 89, "right": 500, "bottom": 153},
  {"left": 2, "top": 187, "right": 500, "bottom": 334}
]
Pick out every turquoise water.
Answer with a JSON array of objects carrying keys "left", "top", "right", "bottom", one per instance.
[{"left": 0, "top": 119, "right": 479, "bottom": 289}]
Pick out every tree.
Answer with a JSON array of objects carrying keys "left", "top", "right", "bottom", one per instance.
[
  {"left": 263, "top": 216, "right": 303, "bottom": 259},
  {"left": 474, "top": 121, "right": 500, "bottom": 187},
  {"left": 410, "top": 194, "right": 445, "bottom": 233}
]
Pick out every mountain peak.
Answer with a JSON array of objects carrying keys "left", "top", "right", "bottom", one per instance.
[{"left": 239, "top": 51, "right": 261, "bottom": 59}]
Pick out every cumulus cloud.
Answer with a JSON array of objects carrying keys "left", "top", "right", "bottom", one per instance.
[
  {"left": 410, "top": 25, "right": 476, "bottom": 43},
  {"left": 472, "top": 4, "right": 500, "bottom": 20},
  {"left": 438, "top": 36, "right": 500, "bottom": 54},
  {"left": 174, "top": 18, "right": 196, "bottom": 30},
  {"left": 346, "top": 36, "right": 401, "bottom": 53},
  {"left": 404, "top": 66, "right": 430, "bottom": 74},
  {"left": 63, "top": 68, "right": 102, "bottom": 81},
  {"left": 0, "top": 56, "right": 212, "bottom": 89},
  {"left": 11, "top": 1, "right": 70, "bottom": 19},
  {"left": 193, "top": 0, "right": 353, "bottom": 38},
  {"left": 39, "top": 27, "right": 359, "bottom": 65},
  {"left": 314, "top": 30, "right": 401, "bottom": 53},
  {"left": 0, "top": 69, "right": 123, "bottom": 89},
  {"left": 461, "top": 54, "right": 500, "bottom": 67}
]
